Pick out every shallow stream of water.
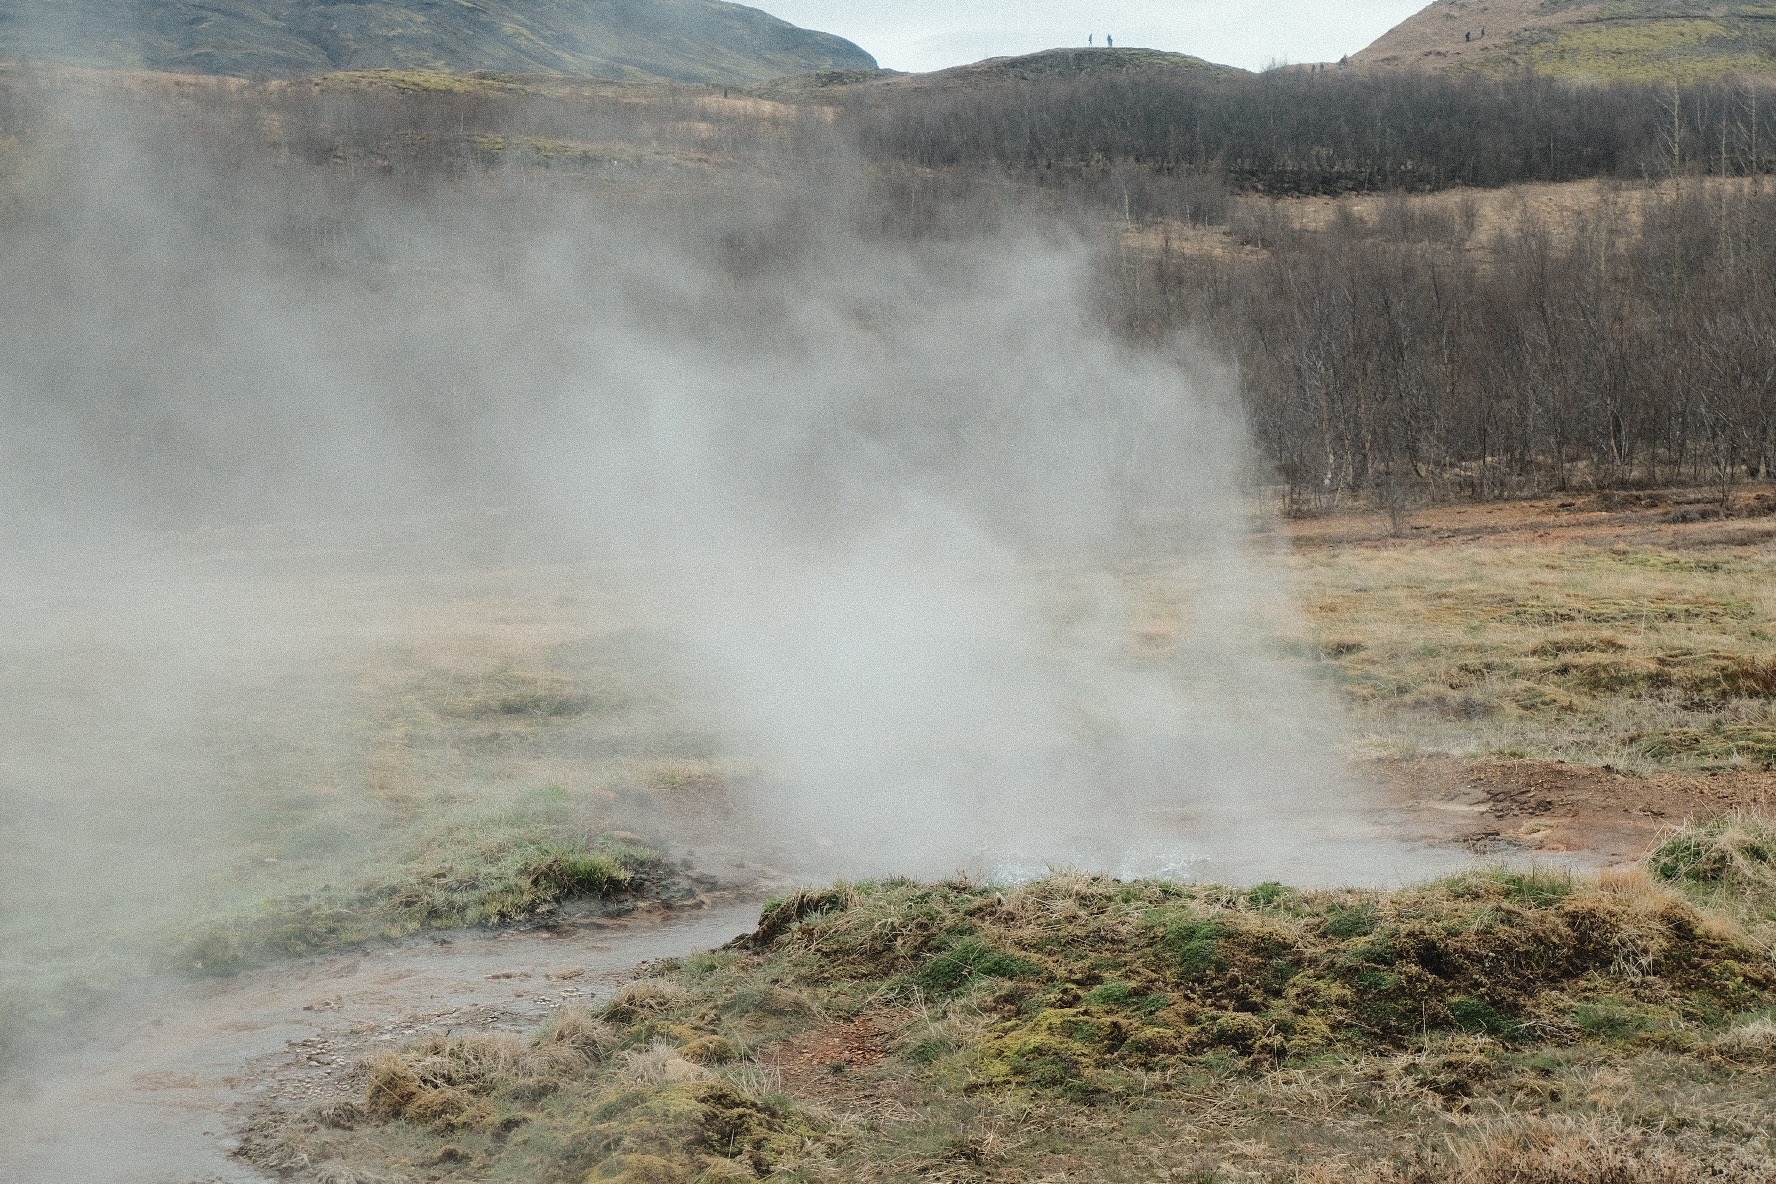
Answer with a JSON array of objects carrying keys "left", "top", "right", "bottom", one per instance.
[{"left": 1, "top": 903, "right": 761, "bottom": 1184}]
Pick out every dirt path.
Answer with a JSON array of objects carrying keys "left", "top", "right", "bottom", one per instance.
[{"left": 0, "top": 903, "right": 761, "bottom": 1184}]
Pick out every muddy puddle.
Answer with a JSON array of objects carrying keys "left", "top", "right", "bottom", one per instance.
[{"left": 1, "top": 902, "right": 761, "bottom": 1184}]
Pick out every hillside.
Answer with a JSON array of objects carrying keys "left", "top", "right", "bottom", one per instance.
[
  {"left": 0, "top": 0, "right": 876, "bottom": 84},
  {"left": 1354, "top": 0, "right": 1776, "bottom": 83},
  {"left": 891, "top": 46, "right": 1238, "bottom": 87},
  {"left": 759, "top": 46, "right": 1238, "bottom": 98}
]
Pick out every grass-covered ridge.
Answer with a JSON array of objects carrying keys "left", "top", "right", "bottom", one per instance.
[
  {"left": 744, "top": 866, "right": 1772, "bottom": 1088},
  {"left": 1513, "top": 8, "right": 1776, "bottom": 84},
  {"left": 179, "top": 789, "right": 662, "bottom": 974},
  {"left": 1359, "top": 0, "right": 1776, "bottom": 84},
  {"left": 262, "top": 819, "right": 1776, "bottom": 1182}
]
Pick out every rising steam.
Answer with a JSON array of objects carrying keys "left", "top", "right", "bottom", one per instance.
[{"left": 0, "top": 92, "right": 1443, "bottom": 1062}]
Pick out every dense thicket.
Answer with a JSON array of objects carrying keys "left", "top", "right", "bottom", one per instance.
[
  {"left": 843, "top": 69, "right": 1776, "bottom": 199},
  {"left": 1109, "top": 184, "right": 1776, "bottom": 510}
]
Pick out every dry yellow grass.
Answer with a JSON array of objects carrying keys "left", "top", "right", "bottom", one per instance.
[{"left": 1278, "top": 496, "right": 1776, "bottom": 770}]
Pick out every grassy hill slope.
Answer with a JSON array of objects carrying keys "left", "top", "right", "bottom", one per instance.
[
  {"left": 760, "top": 46, "right": 1238, "bottom": 99},
  {"left": 0, "top": 0, "right": 876, "bottom": 84},
  {"left": 1354, "top": 0, "right": 1776, "bottom": 83}
]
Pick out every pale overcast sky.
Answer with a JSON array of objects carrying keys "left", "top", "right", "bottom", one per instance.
[{"left": 750, "top": 1, "right": 1429, "bottom": 73}]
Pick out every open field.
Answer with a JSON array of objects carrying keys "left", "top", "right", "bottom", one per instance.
[
  {"left": 7, "top": 488, "right": 1773, "bottom": 1061},
  {"left": 6, "top": 491, "right": 1772, "bottom": 1180},
  {"left": 1282, "top": 487, "right": 1776, "bottom": 862},
  {"left": 1287, "top": 485, "right": 1776, "bottom": 772}
]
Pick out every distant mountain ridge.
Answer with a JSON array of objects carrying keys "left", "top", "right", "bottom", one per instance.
[
  {"left": 0, "top": 0, "right": 876, "bottom": 84},
  {"left": 1354, "top": 0, "right": 1776, "bottom": 82}
]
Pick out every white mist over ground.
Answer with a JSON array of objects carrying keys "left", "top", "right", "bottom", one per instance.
[
  {"left": 0, "top": 101, "right": 1457, "bottom": 1072},
  {"left": 552, "top": 238, "right": 1417, "bottom": 883}
]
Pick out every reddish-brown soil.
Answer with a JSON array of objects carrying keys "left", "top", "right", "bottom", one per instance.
[
  {"left": 1375, "top": 754, "right": 1776, "bottom": 864},
  {"left": 756, "top": 1014, "right": 914, "bottom": 1116},
  {"left": 1282, "top": 484, "right": 1776, "bottom": 553}
]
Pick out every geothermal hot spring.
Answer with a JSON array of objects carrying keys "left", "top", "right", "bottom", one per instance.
[{"left": 0, "top": 126, "right": 1459, "bottom": 1182}]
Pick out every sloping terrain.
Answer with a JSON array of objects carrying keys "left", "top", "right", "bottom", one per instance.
[
  {"left": 0, "top": 0, "right": 875, "bottom": 83},
  {"left": 1354, "top": 0, "right": 1776, "bottom": 82},
  {"left": 760, "top": 46, "right": 1238, "bottom": 98},
  {"left": 886, "top": 46, "right": 1236, "bottom": 87}
]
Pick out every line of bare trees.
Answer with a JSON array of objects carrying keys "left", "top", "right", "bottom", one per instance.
[
  {"left": 1107, "top": 182, "right": 1776, "bottom": 511},
  {"left": 844, "top": 68, "right": 1776, "bottom": 198}
]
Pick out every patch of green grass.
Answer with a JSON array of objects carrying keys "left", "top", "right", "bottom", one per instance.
[
  {"left": 1648, "top": 814, "right": 1776, "bottom": 934},
  {"left": 1157, "top": 914, "right": 1229, "bottom": 977},
  {"left": 178, "top": 800, "right": 659, "bottom": 972},
  {"left": 914, "top": 938, "right": 1042, "bottom": 999},
  {"left": 1567, "top": 995, "right": 1665, "bottom": 1045},
  {"left": 1492, "top": 867, "right": 1577, "bottom": 908},
  {"left": 1320, "top": 902, "right": 1381, "bottom": 938}
]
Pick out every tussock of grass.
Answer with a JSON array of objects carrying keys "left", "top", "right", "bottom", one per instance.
[
  {"left": 295, "top": 1008, "right": 814, "bottom": 1182},
  {"left": 426, "top": 667, "right": 607, "bottom": 721},
  {"left": 180, "top": 825, "right": 658, "bottom": 972},
  {"left": 1649, "top": 814, "right": 1776, "bottom": 919},
  {"left": 268, "top": 821, "right": 1776, "bottom": 1181}
]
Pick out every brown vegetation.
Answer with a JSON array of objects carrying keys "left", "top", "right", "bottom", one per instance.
[{"left": 251, "top": 825, "right": 1776, "bottom": 1181}]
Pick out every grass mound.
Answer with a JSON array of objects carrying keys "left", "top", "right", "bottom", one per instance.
[
  {"left": 1649, "top": 815, "right": 1776, "bottom": 922},
  {"left": 750, "top": 868, "right": 1769, "bottom": 1097},
  {"left": 261, "top": 1010, "right": 816, "bottom": 1183},
  {"left": 262, "top": 822, "right": 1776, "bottom": 1182},
  {"left": 181, "top": 827, "right": 658, "bottom": 973}
]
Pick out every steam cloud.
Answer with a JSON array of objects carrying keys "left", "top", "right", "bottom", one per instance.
[{"left": 0, "top": 93, "right": 1442, "bottom": 1044}]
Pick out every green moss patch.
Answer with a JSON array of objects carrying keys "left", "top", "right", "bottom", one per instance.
[{"left": 180, "top": 825, "right": 658, "bottom": 972}]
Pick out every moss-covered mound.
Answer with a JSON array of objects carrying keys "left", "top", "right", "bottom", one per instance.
[
  {"left": 749, "top": 867, "right": 1772, "bottom": 1098},
  {"left": 258, "top": 829, "right": 1776, "bottom": 1182},
  {"left": 182, "top": 828, "right": 660, "bottom": 973}
]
